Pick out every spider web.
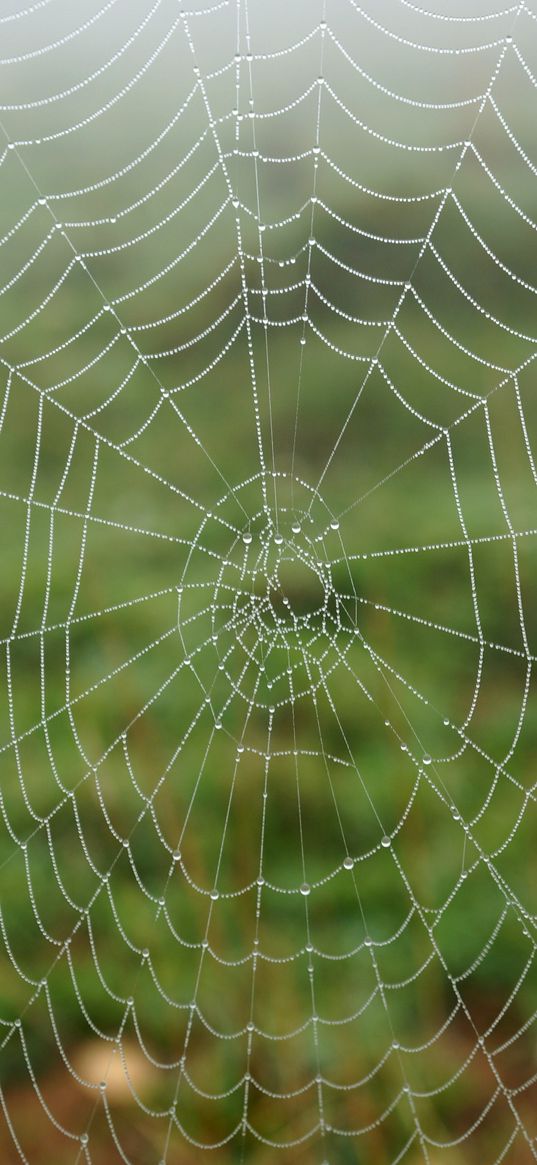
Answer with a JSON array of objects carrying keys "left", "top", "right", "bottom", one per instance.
[{"left": 0, "top": 0, "right": 537, "bottom": 1162}]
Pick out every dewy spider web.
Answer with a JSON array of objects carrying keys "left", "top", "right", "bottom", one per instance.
[{"left": 0, "top": 0, "right": 537, "bottom": 1161}]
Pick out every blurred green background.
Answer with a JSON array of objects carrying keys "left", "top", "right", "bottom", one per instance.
[{"left": 1, "top": 1, "right": 537, "bottom": 1162}]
